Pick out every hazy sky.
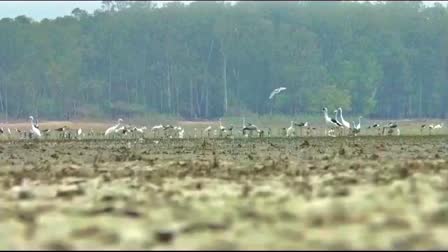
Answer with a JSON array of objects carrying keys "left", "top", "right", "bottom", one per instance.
[{"left": 0, "top": 1, "right": 445, "bottom": 21}]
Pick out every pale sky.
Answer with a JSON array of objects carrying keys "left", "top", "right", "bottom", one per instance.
[
  {"left": 0, "top": 1, "right": 445, "bottom": 21},
  {"left": 0, "top": 1, "right": 194, "bottom": 21}
]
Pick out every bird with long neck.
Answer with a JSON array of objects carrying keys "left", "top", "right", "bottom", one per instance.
[
  {"left": 338, "top": 107, "right": 351, "bottom": 129},
  {"left": 286, "top": 121, "right": 295, "bottom": 137},
  {"left": 204, "top": 125, "right": 212, "bottom": 138},
  {"left": 354, "top": 116, "right": 362, "bottom": 130},
  {"left": 322, "top": 107, "right": 334, "bottom": 136},
  {"left": 434, "top": 123, "right": 444, "bottom": 129},
  {"left": 242, "top": 117, "right": 246, "bottom": 136},
  {"left": 333, "top": 110, "right": 344, "bottom": 136},
  {"left": 219, "top": 118, "right": 225, "bottom": 130},
  {"left": 219, "top": 118, "right": 226, "bottom": 137},
  {"left": 29, "top": 116, "right": 41, "bottom": 138},
  {"left": 105, "top": 118, "right": 123, "bottom": 136}
]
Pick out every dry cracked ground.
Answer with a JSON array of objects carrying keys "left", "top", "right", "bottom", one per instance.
[{"left": 1, "top": 136, "right": 448, "bottom": 249}]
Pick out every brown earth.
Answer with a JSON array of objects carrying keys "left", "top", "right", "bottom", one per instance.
[{"left": 0, "top": 136, "right": 448, "bottom": 249}]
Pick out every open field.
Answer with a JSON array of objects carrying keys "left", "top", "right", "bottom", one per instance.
[
  {"left": 1, "top": 117, "right": 447, "bottom": 139},
  {"left": 1, "top": 134, "right": 448, "bottom": 249}
]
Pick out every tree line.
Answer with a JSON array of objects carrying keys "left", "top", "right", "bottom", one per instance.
[{"left": 0, "top": 1, "right": 447, "bottom": 121}]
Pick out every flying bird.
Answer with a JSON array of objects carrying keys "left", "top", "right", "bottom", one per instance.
[{"left": 269, "top": 87, "right": 287, "bottom": 100}]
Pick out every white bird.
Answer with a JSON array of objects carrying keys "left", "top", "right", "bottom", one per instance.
[
  {"left": 351, "top": 120, "right": 361, "bottom": 136},
  {"left": 332, "top": 111, "right": 343, "bottom": 127},
  {"left": 322, "top": 107, "right": 341, "bottom": 136},
  {"left": 151, "top": 125, "right": 164, "bottom": 131},
  {"left": 204, "top": 126, "right": 212, "bottom": 137},
  {"left": 29, "top": 116, "right": 41, "bottom": 138},
  {"left": 172, "top": 126, "right": 183, "bottom": 138},
  {"left": 136, "top": 126, "right": 147, "bottom": 133},
  {"left": 151, "top": 124, "right": 164, "bottom": 137},
  {"left": 269, "top": 87, "right": 287, "bottom": 100},
  {"left": 179, "top": 128, "right": 185, "bottom": 139},
  {"left": 78, "top": 128, "right": 82, "bottom": 136},
  {"left": 354, "top": 116, "right": 362, "bottom": 130},
  {"left": 338, "top": 107, "right": 351, "bottom": 129},
  {"left": 257, "top": 128, "right": 264, "bottom": 137},
  {"left": 105, "top": 118, "right": 123, "bottom": 136},
  {"left": 34, "top": 118, "right": 39, "bottom": 129},
  {"left": 115, "top": 125, "right": 125, "bottom": 133},
  {"left": 286, "top": 121, "right": 295, "bottom": 137},
  {"left": 434, "top": 123, "right": 444, "bottom": 129},
  {"left": 242, "top": 116, "right": 247, "bottom": 136},
  {"left": 219, "top": 118, "right": 226, "bottom": 131}
]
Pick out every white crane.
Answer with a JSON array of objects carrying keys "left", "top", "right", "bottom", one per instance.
[
  {"left": 242, "top": 116, "right": 247, "bottom": 136},
  {"left": 434, "top": 123, "right": 444, "bottom": 129},
  {"left": 179, "top": 128, "right": 185, "bottom": 139},
  {"left": 322, "top": 107, "right": 341, "bottom": 136},
  {"left": 151, "top": 124, "right": 164, "bottom": 138},
  {"left": 257, "top": 128, "right": 264, "bottom": 137},
  {"left": 105, "top": 118, "right": 123, "bottom": 136},
  {"left": 337, "top": 107, "right": 351, "bottom": 129},
  {"left": 286, "top": 121, "right": 295, "bottom": 137},
  {"left": 323, "top": 107, "right": 332, "bottom": 128},
  {"left": 135, "top": 126, "right": 147, "bottom": 133},
  {"left": 172, "top": 126, "right": 183, "bottom": 138},
  {"left": 219, "top": 118, "right": 226, "bottom": 131},
  {"left": 151, "top": 125, "right": 164, "bottom": 131},
  {"left": 204, "top": 125, "right": 212, "bottom": 137},
  {"left": 29, "top": 116, "right": 41, "bottom": 138},
  {"left": 219, "top": 118, "right": 226, "bottom": 137},
  {"left": 333, "top": 110, "right": 344, "bottom": 136},
  {"left": 34, "top": 118, "right": 39, "bottom": 129},
  {"left": 354, "top": 116, "right": 362, "bottom": 130},
  {"left": 76, "top": 128, "right": 83, "bottom": 140},
  {"left": 351, "top": 120, "right": 361, "bottom": 136},
  {"left": 426, "top": 123, "right": 443, "bottom": 135},
  {"left": 269, "top": 87, "right": 287, "bottom": 100}
]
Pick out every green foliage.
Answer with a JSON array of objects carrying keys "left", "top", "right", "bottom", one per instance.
[{"left": 0, "top": 1, "right": 446, "bottom": 121}]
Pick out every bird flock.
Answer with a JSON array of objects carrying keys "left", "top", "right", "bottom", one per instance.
[
  {"left": 0, "top": 86, "right": 442, "bottom": 140},
  {"left": 0, "top": 110, "right": 444, "bottom": 141}
]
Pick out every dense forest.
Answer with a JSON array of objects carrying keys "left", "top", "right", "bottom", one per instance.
[{"left": 0, "top": 1, "right": 447, "bottom": 121}]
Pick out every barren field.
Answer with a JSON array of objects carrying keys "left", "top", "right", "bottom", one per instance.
[{"left": 1, "top": 135, "right": 448, "bottom": 249}]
